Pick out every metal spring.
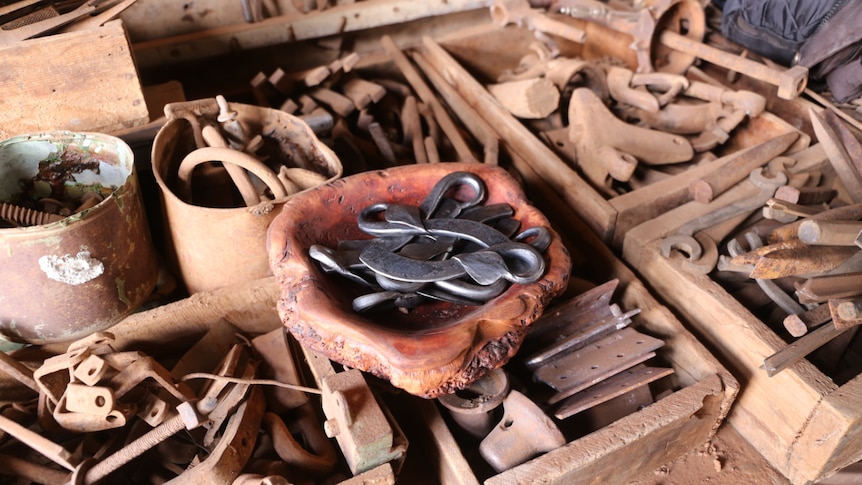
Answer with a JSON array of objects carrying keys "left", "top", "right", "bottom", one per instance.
[{"left": 0, "top": 202, "right": 65, "bottom": 227}]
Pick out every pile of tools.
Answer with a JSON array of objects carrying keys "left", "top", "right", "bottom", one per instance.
[
  {"left": 0, "top": 324, "right": 406, "bottom": 484},
  {"left": 704, "top": 108, "right": 862, "bottom": 380},
  {"left": 309, "top": 171, "right": 550, "bottom": 312},
  {"left": 243, "top": 33, "right": 497, "bottom": 171},
  {"left": 3, "top": 0, "right": 861, "bottom": 481},
  {"left": 435, "top": 278, "right": 675, "bottom": 476}
]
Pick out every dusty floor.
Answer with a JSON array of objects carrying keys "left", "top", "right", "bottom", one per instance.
[{"left": 629, "top": 423, "right": 789, "bottom": 485}]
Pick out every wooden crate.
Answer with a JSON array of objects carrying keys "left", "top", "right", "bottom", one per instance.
[
  {"left": 621, "top": 145, "right": 862, "bottom": 484},
  {"left": 426, "top": 21, "right": 853, "bottom": 483},
  {"left": 124, "top": 0, "right": 518, "bottom": 69},
  {"left": 428, "top": 24, "right": 812, "bottom": 249},
  {"left": 0, "top": 20, "right": 149, "bottom": 140},
  {"left": 410, "top": 160, "right": 739, "bottom": 485}
]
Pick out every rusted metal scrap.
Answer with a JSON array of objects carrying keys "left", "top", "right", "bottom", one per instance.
[
  {"left": 556, "top": 0, "right": 808, "bottom": 100},
  {"left": 703, "top": 140, "right": 862, "bottom": 377},
  {"left": 0, "top": 321, "right": 384, "bottom": 485},
  {"left": 516, "top": 278, "right": 674, "bottom": 421},
  {"left": 245, "top": 42, "right": 484, "bottom": 170}
]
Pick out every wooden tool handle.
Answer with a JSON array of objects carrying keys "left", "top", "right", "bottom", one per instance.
[{"left": 798, "top": 220, "right": 862, "bottom": 246}]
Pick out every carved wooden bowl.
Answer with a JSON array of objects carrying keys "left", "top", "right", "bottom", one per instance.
[{"left": 267, "top": 162, "right": 571, "bottom": 398}]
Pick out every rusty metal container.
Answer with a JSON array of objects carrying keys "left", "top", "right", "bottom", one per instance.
[
  {"left": 0, "top": 131, "right": 159, "bottom": 345},
  {"left": 151, "top": 98, "right": 343, "bottom": 294}
]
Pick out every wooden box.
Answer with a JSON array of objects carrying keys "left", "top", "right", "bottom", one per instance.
[
  {"left": 420, "top": 18, "right": 851, "bottom": 483},
  {"left": 621, "top": 144, "right": 862, "bottom": 484},
  {"left": 0, "top": 20, "right": 149, "bottom": 140},
  {"left": 428, "top": 23, "right": 812, "bottom": 250},
  {"left": 406, "top": 161, "right": 739, "bottom": 485}
]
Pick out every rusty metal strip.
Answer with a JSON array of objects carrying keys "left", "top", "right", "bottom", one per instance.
[
  {"left": 523, "top": 307, "right": 640, "bottom": 368},
  {"left": 553, "top": 365, "right": 675, "bottom": 420},
  {"left": 534, "top": 327, "right": 665, "bottom": 396},
  {"left": 762, "top": 323, "right": 850, "bottom": 376},
  {"left": 521, "top": 279, "right": 619, "bottom": 352}
]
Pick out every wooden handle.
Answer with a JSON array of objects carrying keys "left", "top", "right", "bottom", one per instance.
[{"left": 798, "top": 220, "right": 862, "bottom": 246}]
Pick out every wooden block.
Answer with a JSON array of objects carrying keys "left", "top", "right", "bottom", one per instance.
[
  {"left": 308, "top": 87, "right": 355, "bottom": 117},
  {"left": 130, "top": 0, "right": 502, "bottom": 67},
  {"left": 487, "top": 78, "right": 560, "bottom": 119},
  {"left": 342, "top": 77, "right": 387, "bottom": 107},
  {"left": 0, "top": 20, "right": 148, "bottom": 139}
]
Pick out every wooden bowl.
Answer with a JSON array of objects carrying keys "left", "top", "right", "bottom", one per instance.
[{"left": 267, "top": 162, "right": 571, "bottom": 398}]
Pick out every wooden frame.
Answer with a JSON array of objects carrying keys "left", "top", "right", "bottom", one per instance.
[
  {"left": 414, "top": 159, "right": 739, "bottom": 485},
  {"left": 621, "top": 144, "right": 862, "bottom": 484},
  {"left": 428, "top": 25, "right": 811, "bottom": 248}
]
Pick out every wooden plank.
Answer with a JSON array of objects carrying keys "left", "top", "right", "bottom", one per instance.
[
  {"left": 418, "top": 400, "right": 481, "bottom": 485},
  {"left": 0, "top": 20, "right": 148, "bottom": 139},
  {"left": 484, "top": 376, "right": 726, "bottom": 485},
  {"left": 131, "top": 0, "right": 511, "bottom": 68},
  {"left": 788, "top": 374, "right": 862, "bottom": 483},
  {"left": 608, "top": 131, "right": 801, "bottom": 249}
]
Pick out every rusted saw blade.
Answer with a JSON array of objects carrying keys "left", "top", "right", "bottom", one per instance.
[
  {"left": 523, "top": 307, "right": 640, "bottom": 368},
  {"left": 521, "top": 279, "right": 619, "bottom": 352},
  {"left": 749, "top": 245, "right": 860, "bottom": 279}
]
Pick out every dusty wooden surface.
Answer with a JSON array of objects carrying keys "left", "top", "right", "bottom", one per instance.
[
  {"left": 0, "top": 20, "right": 149, "bottom": 139},
  {"left": 630, "top": 423, "right": 789, "bottom": 485}
]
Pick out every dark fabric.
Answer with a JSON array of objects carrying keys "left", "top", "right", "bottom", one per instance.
[
  {"left": 824, "top": 55, "right": 862, "bottom": 102},
  {"left": 720, "top": 0, "right": 862, "bottom": 102},
  {"left": 797, "top": 0, "right": 862, "bottom": 102},
  {"left": 720, "top": 0, "right": 843, "bottom": 66}
]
